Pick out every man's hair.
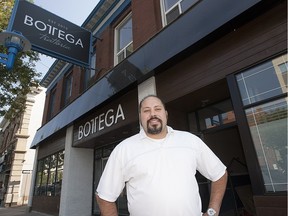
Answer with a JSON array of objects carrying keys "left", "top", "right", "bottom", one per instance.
[{"left": 139, "top": 95, "right": 166, "bottom": 113}]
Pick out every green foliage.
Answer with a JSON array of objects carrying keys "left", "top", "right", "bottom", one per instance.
[
  {"left": 0, "top": 0, "right": 41, "bottom": 119},
  {"left": 0, "top": 0, "right": 13, "bottom": 31}
]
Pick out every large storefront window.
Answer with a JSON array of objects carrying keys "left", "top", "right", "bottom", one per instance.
[
  {"left": 34, "top": 150, "right": 65, "bottom": 196},
  {"left": 245, "top": 98, "right": 287, "bottom": 192},
  {"left": 236, "top": 54, "right": 287, "bottom": 192}
]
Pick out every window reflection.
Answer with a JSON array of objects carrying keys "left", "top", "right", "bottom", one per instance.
[
  {"left": 245, "top": 98, "right": 287, "bottom": 192},
  {"left": 236, "top": 54, "right": 287, "bottom": 192},
  {"left": 197, "top": 100, "right": 235, "bottom": 130},
  {"left": 35, "top": 160, "right": 43, "bottom": 196},
  {"left": 47, "top": 155, "right": 57, "bottom": 196},
  {"left": 236, "top": 54, "right": 287, "bottom": 106},
  {"left": 34, "top": 150, "right": 65, "bottom": 197}
]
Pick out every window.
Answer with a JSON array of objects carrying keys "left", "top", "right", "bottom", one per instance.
[
  {"left": 236, "top": 54, "right": 287, "bottom": 106},
  {"left": 161, "top": 0, "right": 199, "bottom": 25},
  {"left": 34, "top": 151, "right": 65, "bottom": 196},
  {"left": 115, "top": 14, "right": 133, "bottom": 64},
  {"left": 55, "top": 151, "right": 64, "bottom": 195},
  {"left": 90, "top": 51, "right": 96, "bottom": 79},
  {"left": 236, "top": 54, "right": 287, "bottom": 192},
  {"left": 245, "top": 99, "right": 287, "bottom": 192},
  {"left": 63, "top": 71, "right": 73, "bottom": 106},
  {"left": 35, "top": 160, "right": 44, "bottom": 196},
  {"left": 196, "top": 100, "right": 236, "bottom": 131},
  {"left": 276, "top": 60, "right": 287, "bottom": 89},
  {"left": 48, "top": 86, "right": 57, "bottom": 119},
  {"left": 84, "top": 51, "right": 96, "bottom": 90}
]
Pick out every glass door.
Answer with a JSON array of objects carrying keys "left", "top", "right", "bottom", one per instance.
[
  {"left": 189, "top": 99, "right": 255, "bottom": 215},
  {"left": 93, "top": 144, "right": 129, "bottom": 216}
]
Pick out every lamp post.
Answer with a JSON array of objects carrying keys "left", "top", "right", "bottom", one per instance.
[{"left": 0, "top": 31, "right": 31, "bottom": 70}]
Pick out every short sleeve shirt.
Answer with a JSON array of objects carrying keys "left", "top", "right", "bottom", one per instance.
[{"left": 96, "top": 126, "right": 226, "bottom": 216}]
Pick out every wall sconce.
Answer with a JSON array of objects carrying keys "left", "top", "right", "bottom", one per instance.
[{"left": 0, "top": 31, "right": 31, "bottom": 70}]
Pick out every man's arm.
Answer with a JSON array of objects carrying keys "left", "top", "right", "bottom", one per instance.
[
  {"left": 96, "top": 194, "right": 118, "bottom": 216},
  {"left": 203, "top": 171, "right": 228, "bottom": 216}
]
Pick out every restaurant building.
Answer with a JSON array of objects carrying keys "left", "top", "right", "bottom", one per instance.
[
  {"left": 0, "top": 87, "right": 45, "bottom": 207},
  {"left": 29, "top": 0, "right": 287, "bottom": 215}
]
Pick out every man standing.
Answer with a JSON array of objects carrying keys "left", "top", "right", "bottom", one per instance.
[{"left": 96, "top": 95, "right": 227, "bottom": 216}]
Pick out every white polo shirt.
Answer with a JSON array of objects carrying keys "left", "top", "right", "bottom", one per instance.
[{"left": 96, "top": 126, "right": 226, "bottom": 216}]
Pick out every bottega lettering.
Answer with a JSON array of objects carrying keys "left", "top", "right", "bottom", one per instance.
[
  {"left": 78, "top": 104, "right": 125, "bottom": 140},
  {"left": 23, "top": 15, "right": 84, "bottom": 48}
]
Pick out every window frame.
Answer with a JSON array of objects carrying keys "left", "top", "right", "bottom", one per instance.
[
  {"left": 114, "top": 13, "right": 133, "bottom": 65},
  {"left": 48, "top": 86, "right": 57, "bottom": 120},
  {"left": 63, "top": 70, "right": 73, "bottom": 106},
  {"left": 86, "top": 49, "right": 97, "bottom": 88},
  {"left": 229, "top": 53, "right": 288, "bottom": 194},
  {"left": 34, "top": 150, "right": 65, "bottom": 197},
  {"left": 160, "top": 0, "right": 199, "bottom": 26}
]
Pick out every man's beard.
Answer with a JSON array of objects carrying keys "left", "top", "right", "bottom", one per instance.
[{"left": 147, "top": 117, "right": 163, "bottom": 135}]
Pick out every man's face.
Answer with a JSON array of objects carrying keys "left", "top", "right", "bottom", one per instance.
[{"left": 139, "top": 96, "right": 168, "bottom": 138}]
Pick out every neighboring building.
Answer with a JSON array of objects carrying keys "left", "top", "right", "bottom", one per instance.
[
  {"left": 30, "top": 0, "right": 287, "bottom": 216},
  {"left": 0, "top": 87, "right": 45, "bottom": 207}
]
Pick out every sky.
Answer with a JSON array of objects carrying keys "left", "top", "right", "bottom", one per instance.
[{"left": 32, "top": 0, "right": 100, "bottom": 78}]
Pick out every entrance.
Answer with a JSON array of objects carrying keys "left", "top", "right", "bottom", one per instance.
[
  {"left": 202, "top": 127, "right": 255, "bottom": 216},
  {"left": 165, "top": 79, "right": 256, "bottom": 215},
  {"left": 186, "top": 99, "right": 255, "bottom": 216}
]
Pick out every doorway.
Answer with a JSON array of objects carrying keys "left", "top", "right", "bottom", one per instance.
[
  {"left": 165, "top": 79, "right": 256, "bottom": 215},
  {"left": 203, "top": 126, "right": 254, "bottom": 216},
  {"left": 185, "top": 98, "right": 254, "bottom": 215}
]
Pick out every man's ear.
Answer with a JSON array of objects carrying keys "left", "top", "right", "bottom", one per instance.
[{"left": 166, "top": 111, "right": 168, "bottom": 119}]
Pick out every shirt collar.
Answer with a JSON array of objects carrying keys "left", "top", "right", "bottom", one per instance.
[{"left": 139, "top": 126, "right": 174, "bottom": 140}]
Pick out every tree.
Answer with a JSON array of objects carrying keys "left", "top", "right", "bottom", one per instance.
[{"left": 0, "top": 0, "right": 41, "bottom": 119}]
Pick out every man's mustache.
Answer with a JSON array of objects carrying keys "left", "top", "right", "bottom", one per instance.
[{"left": 147, "top": 116, "right": 162, "bottom": 124}]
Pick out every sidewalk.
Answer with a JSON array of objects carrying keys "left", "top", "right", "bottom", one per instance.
[{"left": 0, "top": 206, "right": 52, "bottom": 216}]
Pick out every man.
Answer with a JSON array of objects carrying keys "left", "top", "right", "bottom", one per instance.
[{"left": 96, "top": 95, "right": 227, "bottom": 216}]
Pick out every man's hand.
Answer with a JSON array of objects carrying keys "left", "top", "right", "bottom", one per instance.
[{"left": 206, "top": 171, "right": 228, "bottom": 216}]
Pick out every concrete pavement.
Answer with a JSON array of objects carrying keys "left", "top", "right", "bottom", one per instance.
[{"left": 0, "top": 206, "right": 52, "bottom": 216}]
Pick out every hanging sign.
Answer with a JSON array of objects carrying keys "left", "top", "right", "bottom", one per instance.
[{"left": 10, "top": 0, "right": 91, "bottom": 67}]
